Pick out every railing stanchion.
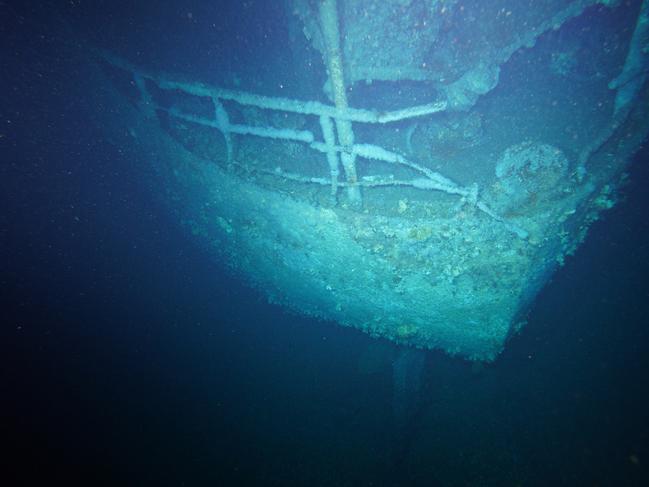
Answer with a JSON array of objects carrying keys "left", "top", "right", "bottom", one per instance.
[{"left": 213, "top": 97, "right": 233, "bottom": 164}]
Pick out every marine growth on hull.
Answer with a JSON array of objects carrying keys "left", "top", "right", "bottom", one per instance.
[{"left": 96, "top": 0, "right": 649, "bottom": 360}]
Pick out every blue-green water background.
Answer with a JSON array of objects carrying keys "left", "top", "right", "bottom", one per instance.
[{"left": 2, "top": 1, "right": 649, "bottom": 485}]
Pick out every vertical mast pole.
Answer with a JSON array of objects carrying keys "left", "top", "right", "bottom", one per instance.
[{"left": 319, "top": 0, "right": 362, "bottom": 206}]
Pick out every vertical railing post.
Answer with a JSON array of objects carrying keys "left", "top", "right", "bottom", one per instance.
[
  {"left": 319, "top": 115, "right": 340, "bottom": 202},
  {"left": 213, "top": 97, "right": 233, "bottom": 164},
  {"left": 133, "top": 73, "right": 155, "bottom": 118}
]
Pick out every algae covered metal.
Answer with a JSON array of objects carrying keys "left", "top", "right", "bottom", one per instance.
[{"left": 96, "top": 0, "right": 649, "bottom": 360}]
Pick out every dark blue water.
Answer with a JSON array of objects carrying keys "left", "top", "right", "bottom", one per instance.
[{"left": 3, "top": 2, "right": 649, "bottom": 485}]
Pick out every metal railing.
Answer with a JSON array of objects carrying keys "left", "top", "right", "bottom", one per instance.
[{"left": 101, "top": 52, "right": 528, "bottom": 239}]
